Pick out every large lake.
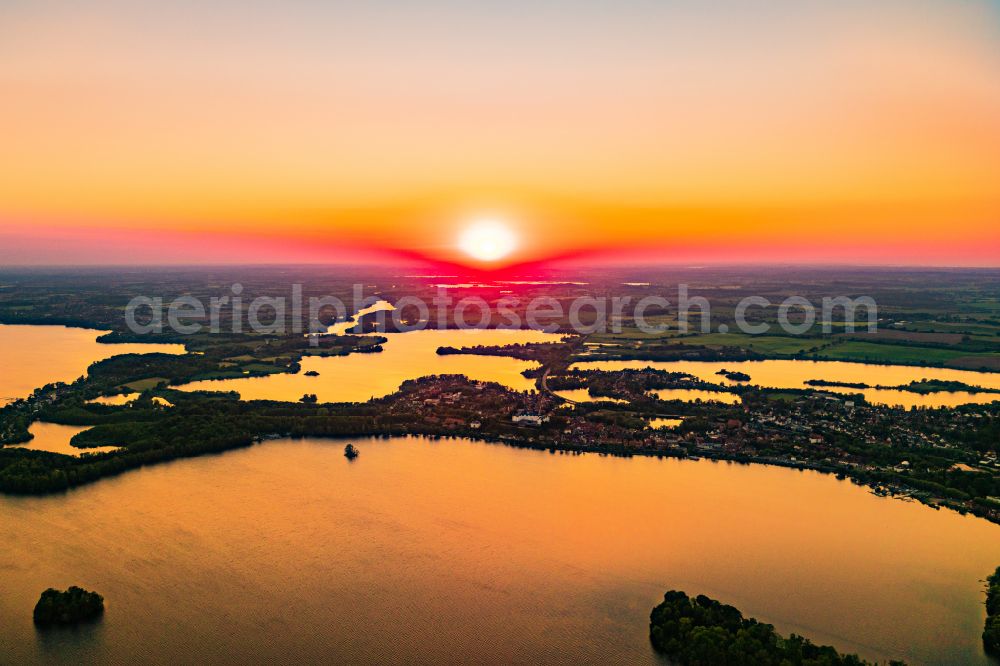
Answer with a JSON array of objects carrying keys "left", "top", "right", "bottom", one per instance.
[
  {"left": 0, "top": 324, "right": 184, "bottom": 405},
  {"left": 3, "top": 324, "right": 1000, "bottom": 664},
  {"left": 573, "top": 359, "right": 1000, "bottom": 409},
  {"left": 179, "top": 328, "right": 563, "bottom": 402},
  {"left": 0, "top": 436, "right": 998, "bottom": 664}
]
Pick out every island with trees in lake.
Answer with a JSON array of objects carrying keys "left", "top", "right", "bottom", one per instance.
[
  {"left": 33, "top": 586, "right": 104, "bottom": 627},
  {"left": 649, "top": 590, "right": 905, "bottom": 665}
]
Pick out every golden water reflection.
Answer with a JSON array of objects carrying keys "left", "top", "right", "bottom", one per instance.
[
  {"left": 554, "top": 389, "right": 627, "bottom": 404},
  {"left": 179, "top": 329, "right": 563, "bottom": 402},
  {"left": 88, "top": 393, "right": 140, "bottom": 405},
  {"left": 651, "top": 388, "right": 742, "bottom": 404},
  {"left": 0, "top": 324, "right": 185, "bottom": 404},
  {"left": 11, "top": 422, "right": 120, "bottom": 457},
  {"left": 0, "top": 436, "right": 997, "bottom": 664},
  {"left": 576, "top": 359, "right": 1000, "bottom": 408},
  {"left": 648, "top": 418, "right": 683, "bottom": 429}
]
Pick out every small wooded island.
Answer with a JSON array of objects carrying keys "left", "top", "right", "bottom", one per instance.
[
  {"left": 715, "top": 369, "right": 751, "bottom": 382},
  {"left": 649, "top": 590, "right": 905, "bottom": 665},
  {"left": 33, "top": 586, "right": 104, "bottom": 627}
]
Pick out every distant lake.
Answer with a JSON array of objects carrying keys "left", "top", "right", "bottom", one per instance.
[
  {"left": 553, "top": 388, "right": 626, "bottom": 403},
  {"left": 10, "top": 422, "right": 119, "bottom": 457},
  {"left": 0, "top": 324, "right": 185, "bottom": 404},
  {"left": 0, "top": 436, "right": 997, "bottom": 664},
  {"left": 178, "top": 328, "right": 563, "bottom": 402},
  {"left": 651, "top": 388, "right": 742, "bottom": 404},
  {"left": 573, "top": 359, "right": 1000, "bottom": 408}
]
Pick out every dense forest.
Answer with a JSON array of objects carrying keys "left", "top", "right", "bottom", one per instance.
[{"left": 0, "top": 396, "right": 399, "bottom": 494}]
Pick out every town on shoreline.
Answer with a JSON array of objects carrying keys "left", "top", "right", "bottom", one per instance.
[{"left": 1, "top": 268, "right": 999, "bottom": 525}]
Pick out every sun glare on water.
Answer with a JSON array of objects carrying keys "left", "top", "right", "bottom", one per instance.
[{"left": 458, "top": 219, "right": 517, "bottom": 262}]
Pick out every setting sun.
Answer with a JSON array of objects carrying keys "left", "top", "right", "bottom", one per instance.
[{"left": 458, "top": 220, "right": 518, "bottom": 262}]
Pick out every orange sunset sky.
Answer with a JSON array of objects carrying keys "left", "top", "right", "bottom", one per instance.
[{"left": 1, "top": 0, "right": 999, "bottom": 267}]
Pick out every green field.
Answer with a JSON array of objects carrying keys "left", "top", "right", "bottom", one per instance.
[
  {"left": 674, "top": 333, "right": 823, "bottom": 355},
  {"left": 121, "top": 377, "right": 169, "bottom": 391},
  {"left": 905, "top": 321, "right": 1000, "bottom": 336},
  {"left": 815, "top": 342, "right": 968, "bottom": 365},
  {"left": 588, "top": 318, "right": 679, "bottom": 341},
  {"left": 760, "top": 391, "right": 804, "bottom": 402},
  {"left": 967, "top": 298, "right": 1000, "bottom": 313}
]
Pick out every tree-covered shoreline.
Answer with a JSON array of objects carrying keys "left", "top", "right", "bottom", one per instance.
[
  {"left": 985, "top": 566, "right": 1000, "bottom": 655},
  {"left": 649, "top": 590, "right": 904, "bottom": 665}
]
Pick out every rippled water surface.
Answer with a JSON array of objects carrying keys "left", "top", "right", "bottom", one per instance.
[
  {"left": 1, "top": 436, "right": 998, "bottom": 665},
  {"left": 0, "top": 324, "right": 184, "bottom": 404}
]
